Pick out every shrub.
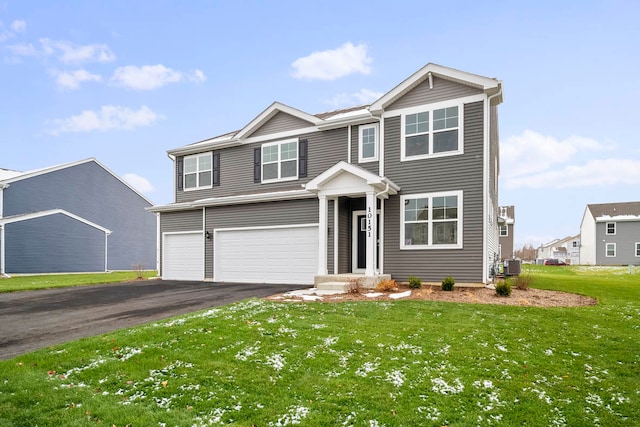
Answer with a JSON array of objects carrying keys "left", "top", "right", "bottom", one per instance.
[
  {"left": 407, "top": 276, "right": 422, "bottom": 289},
  {"left": 346, "top": 278, "right": 361, "bottom": 294},
  {"left": 376, "top": 279, "right": 398, "bottom": 292},
  {"left": 441, "top": 276, "right": 455, "bottom": 291},
  {"left": 495, "top": 279, "right": 512, "bottom": 297},
  {"left": 513, "top": 272, "right": 532, "bottom": 290}
]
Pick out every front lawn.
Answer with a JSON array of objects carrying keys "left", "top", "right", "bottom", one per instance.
[
  {"left": 0, "top": 271, "right": 158, "bottom": 293},
  {"left": 0, "top": 266, "right": 638, "bottom": 426}
]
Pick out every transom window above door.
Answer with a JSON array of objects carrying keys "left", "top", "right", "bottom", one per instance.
[
  {"left": 401, "top": 102, "right": 462, "bottom": 160},
  {"left": 262, "top": 139, "right": 298, "bottom": 183}
]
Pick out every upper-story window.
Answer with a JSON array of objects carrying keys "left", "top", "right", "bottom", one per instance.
[
  {"left": 401, "top": 102, "right": 462, "bottom": 161},
  {"left": 359, "top": 124, "right": 378, "bottom": 163},
  {"left": 401, "top": 191, "right": 463, "bottom": 250},
  {"left": 606, "top": 222, "right": 616, "bottom": 235},
  {"left": 499, "top": 225, "right": 508, "bottom": 237},
  {"left": 261, "top": 139, "right": 298, "bottom": 183},
  {"left": 184, "top": 153, "right": 212, "bottom": 190}
]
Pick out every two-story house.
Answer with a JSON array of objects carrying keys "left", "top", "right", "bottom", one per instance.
[
  {"left": 0, "top": 158, "right": 157, "bottom": 275},
  {"left": 498, "top": 205, "right": 515, "bottom": 260},
  {"left": 580, "top": 202, "right": 640, "bottom": 266},
  {"left": 150, "top": 63, "right": 504, "bottom": 286},
  {"left": 537, "top": 235, "right": 580, "bottom": 265}
]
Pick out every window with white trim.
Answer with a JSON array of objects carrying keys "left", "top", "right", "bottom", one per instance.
[
  {"left": 184, "top": 152, "right": 212, "bottom": 190},
  {"left": 635, "top": 242, "right": 640, "bottom": 257},
  {"left": 401, "top": 191, "right": 463, "bottom": 249},
  {"left": 359, "top": 124, "right": 378, "bottom": 162},
  {"left": 499, "top": 225, "right": 508, "bottom": 237},
  {"left": 401, "top": 103, "right": 462, "bottom": 160},
  {"left": 262, "top": 139, "right": 298, "bottom": 183},
  {"left": 606, "top": 242, "right": 616, "bottom": 257},
  {"left": 606, "top": 222, "right": 616, "bottom": 235}
]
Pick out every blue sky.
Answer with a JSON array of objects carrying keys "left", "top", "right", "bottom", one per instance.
[{"left": 1, "top": 1, "right": 639, "bottom": 249}]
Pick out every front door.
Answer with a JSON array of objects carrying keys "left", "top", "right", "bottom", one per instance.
[{"left": 352, "top": 210, "right": 379, "bottom": 273}]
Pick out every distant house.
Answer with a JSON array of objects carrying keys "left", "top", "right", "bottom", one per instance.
[
  {"left": 537, "top": 234, "right": 580, "bottom": 265},
  {"left": 498, "top": 205, "right": 515, "bottom": 260},
  {"left": 580, "top": 201, "right": 640, "bottom": 266},
  {"left": 150, "top": 63, "right": 504, "bottom": 286},
  {"left": 0, "top": 158, "right": 157, "bottom": 275}
]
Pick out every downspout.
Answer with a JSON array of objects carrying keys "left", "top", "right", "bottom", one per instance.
[
  {"left": 484, "top": 84, "right": 503, "bottom": 282},
  {"left": 105, "top": 231, "right": 112, "bottom": 272},
  {"left": 0, "top": 184, "right": 6, "bottom": 276}
]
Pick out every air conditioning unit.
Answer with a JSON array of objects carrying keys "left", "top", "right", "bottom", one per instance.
[{"left": 504, "top": 259, "right": 521, "bottom": 276}]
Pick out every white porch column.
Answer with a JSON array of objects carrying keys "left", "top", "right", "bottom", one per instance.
[
  {"left": 318, "top": 195, "right": 328, "bottom": 275},
  {"left": 365, "top": 191, "right": 377, "bottom": 276}
]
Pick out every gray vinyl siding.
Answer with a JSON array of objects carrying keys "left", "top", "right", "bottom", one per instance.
[
  {"left": 2, "top": 160, "right": 156, "bottom": 272},
  {"left": 596, "top": 221, "right": 640, "bottom": 265},
  {"left": 338, "top": 197, "right": 351, "bottom": 273},
  {"left": 204, "top": 198, "right": 318, "bottom": 279},
  {"left": 176, "top": 128, "right": 348, "bottom": 203},
  {"left": 388, "top": 77, "right": 483, "bottom": 111},
  {"left": 5, "top": 214, "right": 105, "bottom": 273},
  {"left": 159, "top": 209, "right": 202, "bottom": 277},
  {"left": 383, "top": 101, "right": 485, "bottom": 283},
  {"left": 250, "top": 112, "right": 315, "bottom": 138},
  {"left": 351, "top": 123, "right": 380, "bottom": 174}
]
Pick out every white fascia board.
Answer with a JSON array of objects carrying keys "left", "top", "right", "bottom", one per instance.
[
  {"left": 149, "top": 189, "right": 315, "bottom": 212},
  {"left": 305, "top": 161, "right": 400, "bottom": 195},
  {"left": 167, "top": 134, "right": 238, "bottom": 156},
  {"left": 316, "top": 110, "right": 376, "bottom": 130},
  {"left": 235, "top": 102, "right": 323, "bottom": 141},
  {"left": 595, "top": 215, "right": 640, "bottom": 222},
  {"left": 0, "top": 209, "right": 112, "bottom": 234}
]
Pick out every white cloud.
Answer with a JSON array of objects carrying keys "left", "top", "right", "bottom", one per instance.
[
  {"left": 54, "top": 69, "right": 102, "bottom": 90},
  {"left": 505, "top": 158, "right": 640, "bottom": 190},
  {"left": 501, "top": 130, "right": 613, "bottom": 179},
  {"left": 123, "top": 173, "right": 155, "bottom": 194},
  {"left": 327, "top": 88, "right": 384, "bottom": 107},
  {"left": 111, "top": 64, "right": 206, "bottom": 90},
  {"left": 8, "top": 38, "right": 115, "bottom": 63},
  {"left": 291, "top": 42, "right": 372, "bottom": 81},
  {"left": 11, "top": 20, "right": 26, "bottom": 33},
  {"left": 47, "top": 105, "right": 162, "bottom": 135}
]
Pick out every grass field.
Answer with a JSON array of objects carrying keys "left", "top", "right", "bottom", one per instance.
[
  {"left": 0, "top": 265, "right": 638, "bottom": 426},
  {"left": 0, "top": 271, "right": 158, "bottom": 293}
]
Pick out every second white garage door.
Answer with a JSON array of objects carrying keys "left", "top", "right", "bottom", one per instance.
[{"left": 214, "top": 225, "right": 318, "bottom": 285}]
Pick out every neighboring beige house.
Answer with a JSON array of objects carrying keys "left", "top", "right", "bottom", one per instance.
[
  {"left": 537, "top": 234, "right": 580, "bottom": 265},
  {"left": 498, "top": 205, "right": 515, "bottom": 260}
]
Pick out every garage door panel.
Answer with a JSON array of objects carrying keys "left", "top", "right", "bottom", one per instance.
[
  {"left": 215, "top": 225, "right": 318, "bottom": 285},
  {"left": 163, "top": 233, "right": 204, "bottom": 281}
]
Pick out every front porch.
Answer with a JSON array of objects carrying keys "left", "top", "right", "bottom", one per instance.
[{"left": 304, "top": 161, "right": 400, "bottom": 288}]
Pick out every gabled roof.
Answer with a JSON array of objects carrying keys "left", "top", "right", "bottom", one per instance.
[
  {"left": 305, "top": 161, "right": 400, "bottom": 195},
  {"left": 235, "top": 102, "right": 322, "bottom": 140},
  {"left": 0, "top": 158, "right": 154, "bottom": 206},
  {"left": 370, "top": 63, "right": 503, "bottom": 114},
  {"left": 587, "top": 201, "right": 640, "bottom": 221},
  {"left": 0, "top": 209, "right": 112, "bottom": 234}
]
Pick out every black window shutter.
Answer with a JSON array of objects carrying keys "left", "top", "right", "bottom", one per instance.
[
  {"left": 212, "top": 152, "right": 220, "bottom": 186},
  {"left": 298, "top": 139, "right": 308, "bottom": 178},
  {"left": 176, "top": 157, "right": 184, "bottom": 190},
  {"left": 253, "top": 147, "right": 261, "bottom": 183}
]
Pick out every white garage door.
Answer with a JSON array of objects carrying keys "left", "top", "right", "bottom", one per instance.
[
  {"left": 215, "top": 225, "right": 318, "bottom": 284},
  {"left": 163, "top": 232, "right": 204, "bottom": 281}
]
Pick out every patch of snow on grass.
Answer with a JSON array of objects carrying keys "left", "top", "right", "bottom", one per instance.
[
  {"left": 265, "top": 353, "right": 286, "bottom": 371},
  {"left": 389, "top": 290, "right": 411, "bottom": 299},
  {"left": 431, "top": 377, "right": 464, "bottom": 394},
  {"left": 269, "top": 405, "right": 310, "bottom": 426}
]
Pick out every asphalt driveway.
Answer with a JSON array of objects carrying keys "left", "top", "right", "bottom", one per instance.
[{"left": 0, "top": 280, "right": 300, "bottom": 360}]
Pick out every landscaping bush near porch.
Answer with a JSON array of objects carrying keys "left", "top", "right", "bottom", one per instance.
[{"left": 0, "top": 265, "right": 638, "bottom": 426}]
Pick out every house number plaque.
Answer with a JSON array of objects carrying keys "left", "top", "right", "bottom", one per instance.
[{"left": 367, "top": 207, "right": 373, "bottom": 237}]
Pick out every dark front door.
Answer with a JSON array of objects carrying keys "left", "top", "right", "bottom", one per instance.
[{"left": 354, "top": 212, "right": 379, "bottom": 272}]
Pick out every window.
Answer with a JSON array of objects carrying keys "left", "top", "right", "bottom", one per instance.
[
  {"left": 573, "top": 241, "right": 578, "bottom": 248},
  {"left": 606, "top": 243, "right": 616, "bottom": 257},
  {"left": 499, "top": 225, "right": 508, "bottom": 237},
  {"left": 636, "top": 242, "right": 640, "bottom": 257},
  {"left": 359, "top": 124, "right": 378, "bottom": 162},
  {"left": 402, "top": 103, "right": 461, "bottom": 160},
  {"left": 401, "top": 191, "right": 463, "bottom": 249},
  {"left": 606, "top": 222, "right": 616, "bottom": 235},
  {"left": 261, "top": 139, "right": 298, "bottom": 183},
  {"left": 184, "top": 153, "right": 212, "bottom": 190}
]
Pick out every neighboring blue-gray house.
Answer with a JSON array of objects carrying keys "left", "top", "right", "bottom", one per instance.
[
  {"left": 0, "top": 158, "right": 157, "bottom": 275},
  {"left": 151, "top": 63, "right": 504, "bottom": 287},
  {"left": 580, "top": 201, "right": 640, "bottom": 266}
]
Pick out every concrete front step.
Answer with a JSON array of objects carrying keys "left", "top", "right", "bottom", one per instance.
[
  {"left": 314, "top": 273, "right": 392, "bottom": 289},
  {"left": 315, "top": 281, "right": 353, "bottom": 292}
]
